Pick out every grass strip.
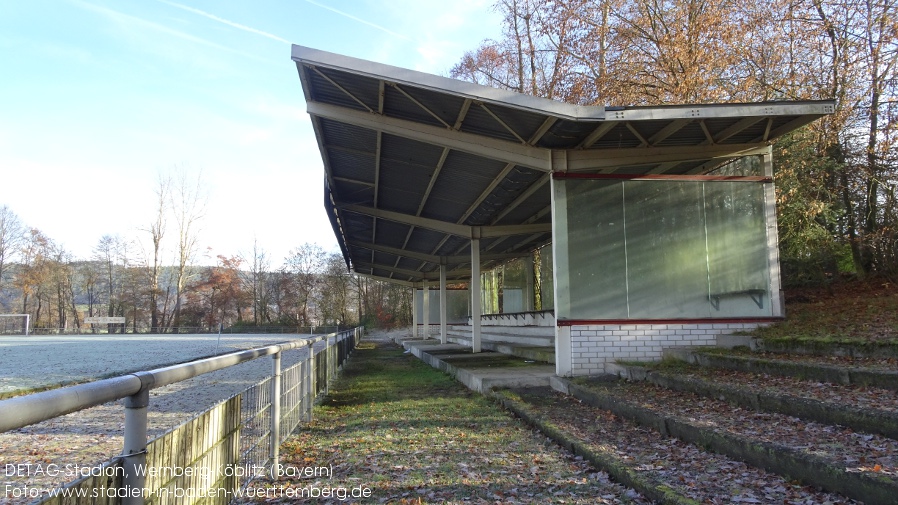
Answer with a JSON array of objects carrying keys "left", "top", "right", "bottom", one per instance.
[{"left": 245, "top": 336, "right": 643, "bottom": 504}]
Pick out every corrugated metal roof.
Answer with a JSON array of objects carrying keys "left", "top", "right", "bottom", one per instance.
[{"left": 293, "top": 45, "right": 834, "bottom": 285}]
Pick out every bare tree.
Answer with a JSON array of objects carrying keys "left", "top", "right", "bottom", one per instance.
[
  {"left": 244, "top": 238, "right": 272, "bottom": 326},
  {"left": 282, "top": 243, "right": 326, "bottom": 326},
  {"left": 143, "top": 173, "right": 170, "bottom": 332},
  {"left": 169, "top": 168, "right": 207, "bottom": 331},
  {"left": 0, "top": 205, "right": 23, "bottom": 300}
]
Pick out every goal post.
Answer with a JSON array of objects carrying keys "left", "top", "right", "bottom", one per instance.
[{"left": 0, "top": 314, "right": 30, "bottom": 336}]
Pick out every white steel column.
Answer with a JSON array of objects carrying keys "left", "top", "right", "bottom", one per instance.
[
  {"left": 524, "top": 253, "right": 535, "bottom": 312},
  {"left": 422, "top": 279, "right": 430, "bottom": 340},
  {"left": 550, "top": 173, "right": 572, "bottom": 376},
  {"left": 762, "top": 148, "right": 784, "bottom": 317},
  {"left": 440, "top": 264, "right": 448, "bottom": 344},
  {"left": 411, "top": 287, "right": 418, "bottom": 339},
  {"left": 470, "top": 238, "right": 482, "bottom": 353}
]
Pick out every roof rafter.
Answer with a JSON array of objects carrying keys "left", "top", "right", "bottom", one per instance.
[{"left": 307, "top": 101, "right": 551, "bottom": 171}]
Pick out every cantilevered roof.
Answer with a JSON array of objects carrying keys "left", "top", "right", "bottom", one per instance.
[{"left": 292, "top": 45, "right": 834, "bottom": 286}]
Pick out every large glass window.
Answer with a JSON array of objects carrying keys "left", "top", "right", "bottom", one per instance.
[
  {"left": 415, "top": 289, "right": 470, "bottom": 323},
  {"left": 553, "top": 176, "right": 772, "bottom": 320}
]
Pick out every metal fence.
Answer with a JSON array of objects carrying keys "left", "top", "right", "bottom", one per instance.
[
  {"left": 12, "top": 325, "right": 343, "bottom": 336},
  {"left": 0, "top": 327, "right": 363, "bottom": 505}
]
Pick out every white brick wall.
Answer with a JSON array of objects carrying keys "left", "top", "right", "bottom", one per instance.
[{"left": 567, "top": 322, "right": 762, "bottom": 376}]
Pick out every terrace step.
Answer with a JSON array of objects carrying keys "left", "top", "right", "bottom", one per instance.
[
  {"left": 446, "top": 325, "right": 554, "bottom": 348},
  {"left": 545, "top": 375, "right": 898, "bottom": 505},
  {"left": 495, "top": 385, "right": 862, "bottom": 504},
  {"left": 443, "top": 333, "right": 555, "bottom": 363},
  {"left": 663, "top": 347, "right": 898, "bottom": 391},
  {"left": 607, "top": 362, "right": 898, "bottom": 440}
]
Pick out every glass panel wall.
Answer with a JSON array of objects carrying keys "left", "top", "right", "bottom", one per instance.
[
  {"left": 501, "top": 258, "right": 527, "bottom": 313},
  {"left": 477, "top": 251, "right": 553, "bottom": 315},
  {"left": 538, "top": 244, "right": 554, "bottom": 311},
  {"left": 415, "top": 289, "right": 470, "bottom": 324},
  {"left": 480, "top": 269, "right": 500, "bottom": 315},
  {"left": 553, "top": 175, "right": 772, "bottom": 320},
  {"left": 565, "top": 181, "right": 628, "bottom": 318}
]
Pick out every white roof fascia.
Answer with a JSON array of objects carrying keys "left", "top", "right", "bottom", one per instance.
[{"left": 292, "top": 45, "right": 606, "bottom": 122}]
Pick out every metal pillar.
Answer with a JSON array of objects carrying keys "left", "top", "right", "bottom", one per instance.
[
  {"left": 411, "top": 286, "right": 418, "bottom": 339},
  {"left": 471, "top": 238, "right": 481, "bottom": 353},
  {"left": 270, "top": 352, "right": 282, "bottom": 479},
  {"left": 440, "top": 264, "right": 447, "bottom": 344},
  {"left": 305, "top": 341, "right": 314, "bottom": 421},
  {"left": 550, "top": 175, "right": 572, "bottom": 376},
  {"left": 762, "top": 148, "right": 784, "bottom": 317},
  {"left": 122, "top": 375, "right": 153, "bottom": 505},
  {"left": 423, "top": 279, "right": 430, "bottom": 340},
  {"left": 524, "top": 253, "right": 535, "bottom": 312}
]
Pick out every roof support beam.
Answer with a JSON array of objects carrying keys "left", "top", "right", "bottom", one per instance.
[
  {"left": 332, "top": 176, "right": 374, "bottom": 187},
  {"left": 347, "top": 239, "right": 529, "bottom": 265},
  {"left": 309, "top": 66, "right": 374, "bottom": 113},
  {"left": 713, "top": 116, "right": 764, "bottom": 144},
  {"left": 307, "top": 101, "right": 551, "bottom": 171},
  {"left": 391, "top": 83, "right": 452, "bottom": 129},
  {"left": 480, "top": 103, "right": 527, "bottom": 144},
  {"left": 577, "top": 122, "right": 617, "bottom": 149},
  {"left": 756, "top": 115, "right": 820, "bottom": 143},
  {"left": 354, "top": 262, "right": 441, "bottom": 281},
  {"left": 458, "top": 162, "right": 516, "bottom": 224},
  {"left": 491, "top": 173, "right": 550, "bottom": 224},
  {"left": 355, "top": 271, "right": 416, "bottom": 287},
  {"left": 625, "top": 123, "right": 650, "bottom": 147},
  {"left": 340, "top": 204, "right": 550, "bottom": 238},
  {"left": 565, "top": 143, "right": 772, "bottom": 171},
  {"left": 342, "top": 204, "right": 470, "bottom": 236},
  {"left": 528, "top": 116, "right": 558, "bottom": 145},
  {"left": 648, "top": 119, "right": 691, "bottom": 146}
]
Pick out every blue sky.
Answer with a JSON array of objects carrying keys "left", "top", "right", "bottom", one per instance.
[{"left": 0, "top": 0, "right": 503, "bottom": 265}]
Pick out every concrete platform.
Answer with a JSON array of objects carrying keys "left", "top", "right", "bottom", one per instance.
[{"left": 401, "top": 339, "right": 557, "bottom": 393}]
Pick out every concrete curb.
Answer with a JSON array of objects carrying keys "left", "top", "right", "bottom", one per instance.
[
  {"left": 491, "top": 390, "right": 700, "bottom": 505},
  {"left": 676, "top": 351, "right": 898, "bottom": 391},
  {"left": 404, "top": 341, "right": 555, "bottom": 393},
  {"left": 616, "top": 365, "right": 898, "bottom": 441},
  {"left": 760, "top": 340, "right": 898, "bottom": 359},
  {"left": 554, "top": 378, "right": 898, "bottom": 505}
]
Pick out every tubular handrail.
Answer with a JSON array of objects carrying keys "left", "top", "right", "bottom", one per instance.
[{"left": 0, "top": 334, "right": 325, "bottom": 433}]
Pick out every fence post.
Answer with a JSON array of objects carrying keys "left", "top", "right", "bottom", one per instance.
[
  {"left": 123, "top": 374, "right": 153, "bottom": 505},
  {"left": 270, "top": 351, "right": 281, "bottom": 480}
]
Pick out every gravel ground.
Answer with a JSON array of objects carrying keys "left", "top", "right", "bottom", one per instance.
[
  {"left": 659, "top": 365, "right": 898, "bottom": 413},
  {"left": 0, "top": 333, "right": 322, "bottom": 505},
  {"left": 511, "top": 387, "right": 861, "bottom": 504},
  {"left": 0, "top": 333, "right": 316, "bottom": 396},
  {"left": 590, "top": 380, "right": 898, "bottom": 479}
]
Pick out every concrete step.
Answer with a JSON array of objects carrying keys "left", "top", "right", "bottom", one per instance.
[
  {"left": 550, "top": 376, "right": 897, "bottom": 505},
  {"left": 402, "top": 341, "right": 555, "bottom": 394},
  {"left": 443, "top": 334, "right": 555, "bottom": 364},
  {"left": 662, "top": 347, "right": 898, "bottom": 391},
  {"left": 498, "top": 385, "right": 861, "bottom": 504},
  {"left": 448, "top": 324, "right": 555, "bottom": 338},
  {"left": 446, "top": 328, "right": 553, "bottom": 347},
  {"left": 607, "top": 362, "right": 898, "bottom": 440}
]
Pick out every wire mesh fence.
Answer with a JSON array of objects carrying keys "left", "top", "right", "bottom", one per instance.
[{"left": 0, "top": 327, "right": 363, "bottom": 505}]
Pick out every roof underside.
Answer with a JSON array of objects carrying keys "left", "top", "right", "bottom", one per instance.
[{"left": 293, "top": 45, "right": 834, "bottom": 286}]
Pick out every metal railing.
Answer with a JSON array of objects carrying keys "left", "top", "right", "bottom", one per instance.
[
  {"left": 0, "top": 327, "right": 363, "bottom": 504},
  {"left": 11, "top": 325, "right": 343, "bottom": 336}
]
